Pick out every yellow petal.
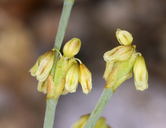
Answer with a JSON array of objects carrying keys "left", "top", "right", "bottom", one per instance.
[
  {"left": 116, "top": 29, "right": 133, "bottom": 45},
  {"left": 29, "top": 56, "right": 41, "bottom": 77},
  {"left": 65, "top": 61, "right": 79, "bottom": 92},
  {"left": 36, "top": 50, "right": 55, "bottom": 82},
  {"left": 63, "top": 38, "right": 81, "bottom": 58},
  {"left": 133, "top": 53, "right": 148, "bottom": 91},
  {"left": 103, "top": 45, "right": 135, "bottom": 62},
  {"left": 79, "top": 64, "right": 92, "bottom": 94}
]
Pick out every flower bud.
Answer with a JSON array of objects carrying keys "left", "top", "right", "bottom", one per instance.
[
  {"left": 103, "top": 45, "right": 135, "bottom": 62},
  {"left": 29, "top": 49, "right": 55, "bottom": 82},
  {"left": 65, "top": 61, "right": 79, "bottom": 92},
  {"left": 79, "top": 64, "right": 92, "bottom": 94},
  {"left": 133, "top": 53, "right": 148, "bottom": 91},
  {"left": 71, "top": 114, "right": 111, "bottom": 128},
  {"left": 116, "top": 29, "right": 133, "bottom": 45},
  {"left": 63, "top": 38, "right": 81, "bottom": 58}
]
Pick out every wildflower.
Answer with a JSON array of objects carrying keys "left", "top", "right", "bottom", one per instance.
[
  {"left": 60, "top": 38, "right": 92, "bottom": 95},
  {"left": 65, "top": 61, "right": 79, "bottom": 92},
  {"left": 104, "top": 29, "right": 148, "bottom": 91},
  {"left": 29, "top": 49, "right": 55, "bottom": 82},
  {"left": 133, "top": 53, "right": 148, "bottom": 91},
  {"left": 116, "top": 28, "right": 133, "bottom": 46},
  {"left": 103, "top": 45, "right": 135, "bottom": 62},
  {"left": 103, "top": 44, "right": 136, "bottom": 83},
  {"left": 30, "top": 38, "right": 92, "bottom": 98},
  {"left": 71, "top": 114, "right": 112, "bottom": 128},
  {"left": 63, "top": 38, "right": 81, "bottom": 58},
  {"left": 79, "top": 63, "right": 92, "bottom": 94}
]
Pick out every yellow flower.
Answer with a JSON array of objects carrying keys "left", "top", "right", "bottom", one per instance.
[
  {"left": 79, "top": 63, "right": 92, "bottom": 94},
  {"left": 104, "top": 29, "right": 148, "bottom": 92},
  {"left": 30, "top": 38, "right": 92, "bottom": 97},
  {"left": 71, "top": 114, "right": 112, "bottom": 128},
  {"left": 65, "top": 60, "right": 79, "bottom": 92},
  {"left": 63, "top": 38, "right": 81, "bottom": 58},
  {"left": 103, "top": 45, "right": 135, "bottom": 62},
  {"left": 29, "top": 49, "right": 55, "bottom": 82},
  {"left": 133, "top": 53, "right": 148, "bottom": 91},
  {"left": 116, "top": 29, "right": 133, "bottom": 45}
]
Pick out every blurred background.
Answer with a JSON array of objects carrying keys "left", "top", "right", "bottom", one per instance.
[{"left": 0, "top": 0, "right": 166, "bottom": 128}]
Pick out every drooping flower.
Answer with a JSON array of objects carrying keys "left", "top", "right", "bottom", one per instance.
[
  {"left": 133, "top": 53, "right": 148, "bottom": 91},
  {"left": 63, "top": 38, "right": 81, "bottom": 58},
  {"left": 116, "top": 28, "right": 133, "bottom": 46},
  {"left": 103, "top": 45, "right": 135, "bottom": 62},
  {"left": 103, "top": 29, "right": 148, "bottom": 91},
  {"left": 65, "top": 60, "right": 79, "bottom": 93},
  {"left": 29, "top": 49, "right": 55, "bottom": 82},
  {"left": 30, "top": 38, "right": 92, "bottom": 99},
  {"left": 79, "top": 63, "right": 92, "bottom": 94}
]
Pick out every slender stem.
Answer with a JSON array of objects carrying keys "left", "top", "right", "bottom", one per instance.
[
  {"left": 54, "top": 0, "right": 74, "bottom": 49},
  {"left": 43, "top": 98, "right": 58, "bottom": 128},
  {"left": 84, "top": 88, "right": 114, "bottom": 128},
  {"left": 51, "top": 0, "right": 74, "bottom": 76},
  {"left": 43, "top": 0, "right": 75, "bottom": 128}
]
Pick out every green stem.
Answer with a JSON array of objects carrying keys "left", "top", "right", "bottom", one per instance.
[
  {"left": 54, "top": 0, "right": 75, "bottom": 49},
  {"left": 43, "top": 98, "right": 58, "bottom": 128},
  {"left": 51, "top": 0, "right": 74, "bottom": 76},
  {"left": 43, "top": 0, "right": 75, "bottom": 128},
  {"left": 84, "top": 88, "right": 114, "bottom": 128}
]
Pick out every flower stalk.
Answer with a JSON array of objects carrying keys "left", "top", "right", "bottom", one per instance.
[
  {"left": 84, "top": 29, "right": 148, "bottom": 128},
  {"left": 83, "top": 88, "right": 113, "bottom": 128},
  {"left": 51, "top": 0, "right": 75, "bottom": 77},
  {"left": 43, "top": 0, "right": 75, "bottom": 128},
  {"left": 44, "top": 98, "right": 58, "bottom": 128},
  {"left": 30, "top": 1, "right": 92, "bottom": 127}
]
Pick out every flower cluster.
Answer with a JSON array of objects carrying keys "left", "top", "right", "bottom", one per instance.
[
  {"left": 71, "top": 114, "right": 112, "bottom": 128},
  {"left": 29, "top": 38, "right": 92, "bottom": 99},
  {"left": 103, "top": 29, "right": 148, "bottom": 91}
]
